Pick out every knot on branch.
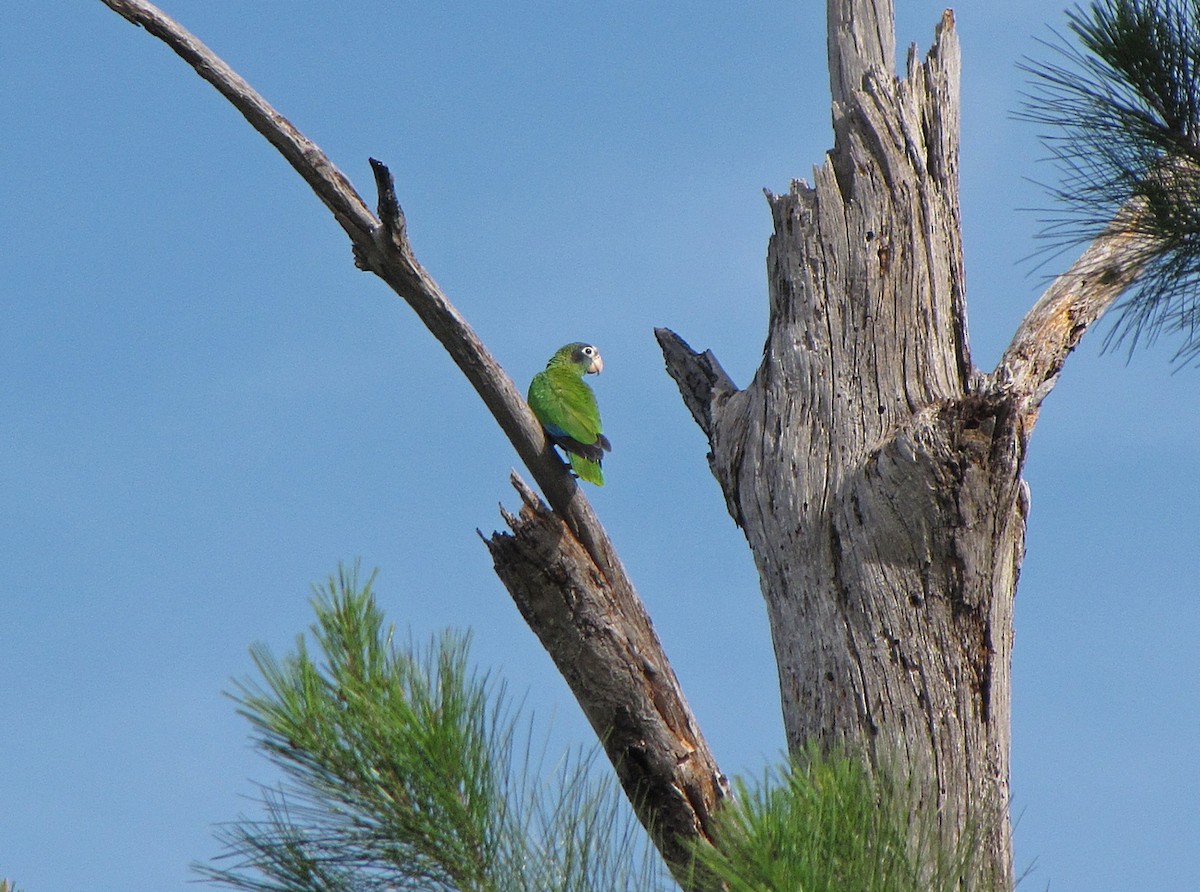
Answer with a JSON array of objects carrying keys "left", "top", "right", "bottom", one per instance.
[
  {"left": 369, "top": 157, "right": 408, "bottom": 248},
  {"left": 353, "top": 158, "right": 420, "bottom": 276}
]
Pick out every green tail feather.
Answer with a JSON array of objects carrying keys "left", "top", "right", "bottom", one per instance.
[{"left": 569, "top": 453, "right": 604, "bottom": 486}]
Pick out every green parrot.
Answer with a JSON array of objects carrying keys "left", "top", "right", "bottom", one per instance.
[{"left": 527, "top": 342, "right": 611, "bottom": 485}]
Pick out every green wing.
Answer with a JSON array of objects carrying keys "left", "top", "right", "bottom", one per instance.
[
  {"left": 528, "top": 367, "right": 609, "bottom": 485},
  {"left": 529, "top": 368, "right": 601, "bottom": 443}
]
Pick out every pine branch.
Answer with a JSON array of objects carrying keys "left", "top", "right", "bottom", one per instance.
[
  {"left": 691, "top": 743, "right": 997, "bottom": 892},
  {"left": 198, "top": 566, "right": 675, "bottom": 892},
  {"left": 1020, "top": 0, "right": 1200, "bottom": 362}
]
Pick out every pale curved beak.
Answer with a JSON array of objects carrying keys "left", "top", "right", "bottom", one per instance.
[{"left": 589, "top": 354, "right": 604, "bottom": 374}]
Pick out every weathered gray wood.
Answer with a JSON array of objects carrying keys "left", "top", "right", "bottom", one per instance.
[
  {"left": 663, "top": 9, "right": 1022, "bottom": 886},
  {"left": 660, "top": 2, "right": 1170, "bottom": 887},
  {"left": 827, "top": 0, "right": 896, "bottom": 108}
]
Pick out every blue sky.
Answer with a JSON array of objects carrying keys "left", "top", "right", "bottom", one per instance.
[{"left": 3, "top": 2, "right": 1198, "bottom": 890}]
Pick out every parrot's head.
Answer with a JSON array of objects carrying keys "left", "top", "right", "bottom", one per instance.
[{"left": 559, "top": 342, "right": 603, "bottom": 375}]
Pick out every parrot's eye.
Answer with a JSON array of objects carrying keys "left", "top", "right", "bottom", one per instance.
[{"left": 583, "top": 346, "right": 595, "bottom": 356}]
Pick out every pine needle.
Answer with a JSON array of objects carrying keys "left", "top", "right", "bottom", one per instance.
[{"left": 1021, "top": 0, "right": 1200, "bottom": 362}]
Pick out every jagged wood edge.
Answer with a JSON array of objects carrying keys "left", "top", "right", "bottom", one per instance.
[
  {"left": 98, "top": 0, "right": 728, "bottom": 882},
  {"left": 482, "top": 474, "right": 728, "bottom": 884},
  {"left": 658, "top": 169, "right": 1158, "bottom": 445}
]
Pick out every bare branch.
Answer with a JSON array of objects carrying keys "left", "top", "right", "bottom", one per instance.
[
  {"left": 992, "top": 208, "right": 1156, "bottom": 418},
  {"left": 99, "top": 0, "right": 727, "bottom": 877},
  {"left": 98, "top": 0, "right": 611, "bottom": 577},
  {"left": 99, "top": 0, "right": 375, "bottom": 243}
]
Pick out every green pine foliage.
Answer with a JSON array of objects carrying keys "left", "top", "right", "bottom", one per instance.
[
  {"left": 199, "top": 567, "right": 990, "bottom": 892},
  {"left": 1023, "top": 0, "right": 1200, "bottom": 360},
  {"left": 689, "top": 743, "right": 993, "bottom": 892},
  {"left": 196, "top": 565, "right": 672, "bottom": 892}
]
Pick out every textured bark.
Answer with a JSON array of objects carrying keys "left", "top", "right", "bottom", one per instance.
[
  {"left": 666, "top": 12, "right": 1015, "bottom": 871},
  {"left": 659, "top": 6, "right": 1157, "bottom": 890},
  {"left": 484, "top": 475, "right": 728, "bottom": 884}
]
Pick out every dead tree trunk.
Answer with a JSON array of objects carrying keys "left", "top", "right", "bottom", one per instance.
[
  {"left": 665, "top": 10, "right": 1015, "bottom": 876},
  {"left": 659, "top": 5, "right": 1154, "bottom": 887}
]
